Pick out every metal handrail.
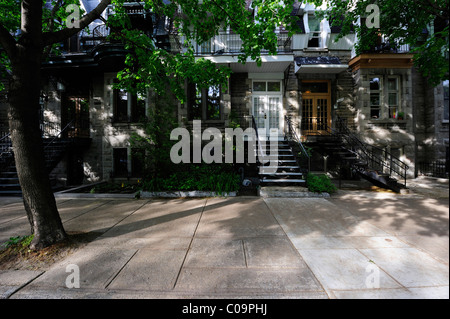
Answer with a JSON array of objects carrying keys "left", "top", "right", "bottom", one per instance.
[
  {"left": 251, "top": 115, "right": 265, "bottom": 164},
  {"left": 333, "top": 116, "right": 409, "bottom": 186},
  {"left": 285, "top": 115, "right": 311, "bottom": 173},
  {"left": 44, "top": 120, "right": 75, "bottom": 150}
]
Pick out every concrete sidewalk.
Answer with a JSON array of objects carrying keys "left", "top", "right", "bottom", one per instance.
[{"left": 0, "top": 177, "right": 448, "bottom": 299}]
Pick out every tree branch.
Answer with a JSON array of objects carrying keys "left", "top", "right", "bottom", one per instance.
[
  {"left": 42, "top": 0, "right": 111, "bottom": 47},
  {"left": 0, "top": 22, "right": 17, "bottom": 57}
]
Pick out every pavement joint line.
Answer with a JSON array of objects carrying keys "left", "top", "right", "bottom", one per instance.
[
  {"left": 171, "top": 198, "right": 208, "bottom": 290},
  {"left": 332, "top": 198, "right": 450, "bottom": 267},
  {"left": 61, "top": 199, "right": 113, "bottom": 223},
  {"left": 242, "top": 240, "right": 248, "bottom": 268},
  {"left": 104, "top": 249, "right": 140, "bottom": 290},
  {"left": 355, "top": 247, "right": 407, "bottom": 289},
  {"left": 261, "top": 198, "right": 335, "bottom": 299},
  {"left": 99, "top": 199, "right": 150, "bottom": 236},
  {"left": 3, "top": 271, "right": 45, "bottom": 299}
]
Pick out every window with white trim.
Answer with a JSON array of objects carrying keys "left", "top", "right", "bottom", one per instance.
[
  {"left": 252, "top": 80, "right": 282, "bottom": 93},
  {"left": 370, "top": 77, "right": 382, "bottom": 119},
  {"left": 369, "top": 75, "right": 403, "bottom": 120},
  {"left": 387, "top": 76, "right": 399, "bottom": 119},
  {"left": 443, "top": 80, "right": 449, "bottom": 122},
  {"left": 307, "top": 14, "right": 322, "bottom": 48}
]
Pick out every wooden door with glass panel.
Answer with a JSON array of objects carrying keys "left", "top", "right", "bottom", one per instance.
[{"left": 301, "top": 81, "right": 331, "bottom": 135}]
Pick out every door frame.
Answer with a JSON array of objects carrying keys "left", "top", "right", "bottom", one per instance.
[
  {"left": 251, "top": 80, "right": 284, "bottom": 140},
  {"left": 301, "top": 80, "right": 331, "bottom": 135}
]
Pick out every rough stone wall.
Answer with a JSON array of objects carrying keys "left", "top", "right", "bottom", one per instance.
[{"left": 229, "top": 72, "right": 251, "bottom": 129}]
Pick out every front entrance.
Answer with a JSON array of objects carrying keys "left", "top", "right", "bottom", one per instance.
[
  {"left": 301, "top": 80, "right": 331, "bottom": 135},
  {"left": 63, "top": 96, "right": 90, "bottom": 138},
  {"left": 252, "top": 80, "right": 283, "bottom": 140}
]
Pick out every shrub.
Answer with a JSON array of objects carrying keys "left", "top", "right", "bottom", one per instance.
[
  {"left": 140, "top": 165, "right": 241, "bottom": 194},
  {"left": 307, "top": 173, "right": 337, "bottom": 194}
]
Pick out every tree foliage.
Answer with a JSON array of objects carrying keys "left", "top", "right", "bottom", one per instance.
[
  {"left": 308, "top": 0, "right": 449, "bottom": 86},
  {"left": 0, "top": 0, "right": 301, "bottom": 249}
]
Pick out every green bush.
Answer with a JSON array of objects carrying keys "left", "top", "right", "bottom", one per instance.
[
  {"left": 307, "top": 173, "right": 337, "bottom": 194},
  {"left": 141, "top": 165, "right": 241, "bottom": 195}
]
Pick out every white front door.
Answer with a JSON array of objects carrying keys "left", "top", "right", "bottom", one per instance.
[{"left": 253, "top": 95, "right": 283, "bottom": 140}]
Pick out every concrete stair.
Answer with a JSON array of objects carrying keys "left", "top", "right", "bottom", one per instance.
[{"left": 255, "top": 140, "right": 306, "bottom": 186}]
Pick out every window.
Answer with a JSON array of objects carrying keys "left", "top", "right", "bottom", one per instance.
[
  {"left": 131, "top": 148, "right": 146, "bottom": 177},
  {"left": 207, "top": 85, "right": 221, "bottom": 120},
  {"left": 301, "top": 82, "right": 329, "bottom": 94},
  {"left": 370, "top": 77, "right": 382, "bottom": 119},
  {"left": 188, "top": 83, "right": 222, "bottom": 121},
  {"left": 113, "top": 88, "right": 147, "bottom": 123},
  {"left": 131, "top": 93, "right": 146, "bottom": 122},
  {"left": 114, "top": 88, "right": 129, "bottom": 122},
  {"left": 113, "top": 148, "right": 128, "bottom": 177},
  {"left": 307, "top": 14, "right": 321, "bottom": 48},
  {"left": 443, "top": 80, "right": 449, "bottom": 122},
  {"left": 387, "top": 77, "right": 399, "bottom": 119},
  {"left": 253, "top": 80, "right": 282, "bottom": 93}
]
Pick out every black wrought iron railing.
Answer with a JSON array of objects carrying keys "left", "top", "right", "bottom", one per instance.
[
  {"left": 285, "top": 115, "right": 311, "bottom": 173},
  {"left": 418, "top": 160, "right": 449, "bottom": 178},
  {"left": 1, "top": 120, "right": 76, "bottom": 173},
  {"left": 331, "top": 117, "right": 409, "bottom": 187},
  {"left": 251, "top": 115, "right": 265, "bottom": 164}
]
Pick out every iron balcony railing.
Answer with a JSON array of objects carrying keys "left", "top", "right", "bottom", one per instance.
[{"left": 194, "top": 32, "right": 292, "bottom": 55}]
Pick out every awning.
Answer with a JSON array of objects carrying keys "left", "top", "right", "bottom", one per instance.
[
  {"left": 294, "top": 56, "right": 348, "bottom": 74},
  {"left": 199, "top": 54, "right": 294, "bottom": 73}
]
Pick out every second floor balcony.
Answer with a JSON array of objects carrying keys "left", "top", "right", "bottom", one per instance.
[{"left": 193, "top": 31, "right": 292, "bottom": 56}]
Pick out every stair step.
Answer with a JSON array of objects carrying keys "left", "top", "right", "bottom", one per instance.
[
  {"left": 261, "top": 179, "right": 306, "bottom": 183},
  {"left": 260, "top": 172, "right": 303, "bottom": 176},
  {"left": 260, "top": 166, "right": 300, "bottom": 169},
  {"left": 0, "top": 190, "right": 22, "bottom": 196},
  {"left": 0, "top": 184, "right": 21, "bottom": 187}
]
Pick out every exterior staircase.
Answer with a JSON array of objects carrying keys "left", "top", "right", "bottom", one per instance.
[
  {"left": 305, "top": 117, "right": 409, "bottom": 193},
  {"left": 252, "top": 116, "right": 309, "bottom": 187},
  {"left": 256, "top": 139, "right": 306, "bottom": 186},
  {"left": 0, "top": 123, "right": 76, "bottom": 196}
]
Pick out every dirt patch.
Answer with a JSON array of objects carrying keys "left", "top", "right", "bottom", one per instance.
[{"left": 0, "top": 232, "right": 101, "bottom": 271}]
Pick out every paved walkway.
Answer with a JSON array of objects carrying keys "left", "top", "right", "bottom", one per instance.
[{"left": 0, "top": 177, "right": 448, "bottom": 299}]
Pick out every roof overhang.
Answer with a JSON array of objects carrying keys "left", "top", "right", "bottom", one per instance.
[
  {"left": 349, "top": 53, "right": 414, "bottom": 71},
  {"left": 197, "top": 54, "right": 294, "bottom": 73},
  {"left": 294, "top": 56, "right": 348, "bottom": 74}
]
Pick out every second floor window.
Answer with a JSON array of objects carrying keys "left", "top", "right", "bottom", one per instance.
[{"left": 307, "top": 14, "right": 322, "bottom": 48}]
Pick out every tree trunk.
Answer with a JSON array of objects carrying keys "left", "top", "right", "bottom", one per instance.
[
  {"left": 7, "top": 1, "right": 67, "bottom": 249},
  {"left": 8, "top": 62, "right": 67, "bottom": 250}
]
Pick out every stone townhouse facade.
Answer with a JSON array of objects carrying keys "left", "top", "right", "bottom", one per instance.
[{"left": 0, "top": 1, "right": 448, "bottom": 191}]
